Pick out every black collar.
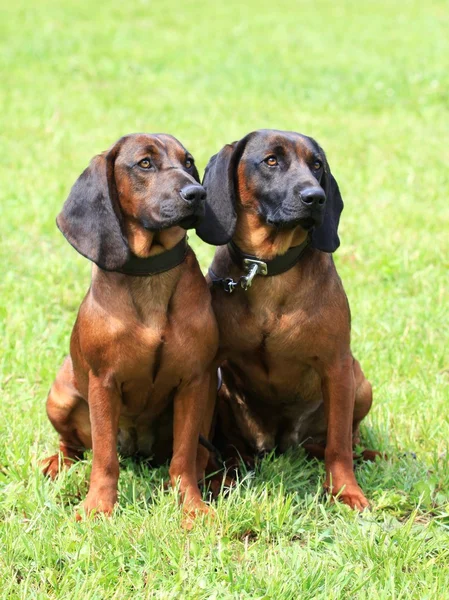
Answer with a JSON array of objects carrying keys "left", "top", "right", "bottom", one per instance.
[
  {"left": 113, "top": 236, "right": 188, "bottom": 276},
  {"left": 209, "top": 237, "right": 310, "bottom": 293},
  {"left": 228, "top": 237, "right": 310, "bottom": 277}
]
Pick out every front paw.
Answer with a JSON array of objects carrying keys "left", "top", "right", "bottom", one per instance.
[
  {"left": 325, "top": 483, "right": 370, "bottom": 511},
  {"left": 339, "top": 485, "right": 370, "bottom": 510},
  {"left": 181, "top": 499, "right": 214, "bottom": 530},
  {"left": 76, "top": 487, "right": 117, "bottom": 520}
]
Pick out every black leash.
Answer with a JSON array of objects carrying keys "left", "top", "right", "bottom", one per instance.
[
  {"left": 198, "top": 434, "right": 221, "bottom": 457},
  {"left": 209, "top": 237, "right": 310, "bottom": 293}
]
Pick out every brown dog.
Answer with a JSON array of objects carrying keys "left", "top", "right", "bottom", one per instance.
[
  {"left": 196, "top": 129, "right": 375, "bottom": 510},
  {"left": 43, "top": 133, "right": 218, "bottom": 518}
]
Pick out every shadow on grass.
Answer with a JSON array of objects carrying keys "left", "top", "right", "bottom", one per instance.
[{"left": 24, "top": 423, "right": 448, "bottom": 532}]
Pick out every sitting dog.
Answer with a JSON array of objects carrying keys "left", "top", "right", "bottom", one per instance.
[
  {"left": 43, "top": 133, "right": 218, "bottom": 518},
  {"left": 197, "top": 129, "right": 375, "bottom": 510}
]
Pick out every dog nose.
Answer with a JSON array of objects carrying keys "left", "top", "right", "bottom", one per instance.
[
  {"left": 300, "top": 187, "right": 326, "bottom": 208},
  {"left": 180, "top": 184, "right": 206, "bottom": 205}
]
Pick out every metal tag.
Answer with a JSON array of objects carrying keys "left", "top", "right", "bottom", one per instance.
[{"left": 241, "top": 259, "right": 268, "bottom": 289}]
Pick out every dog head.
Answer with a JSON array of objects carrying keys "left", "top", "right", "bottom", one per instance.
[
  {"left": 196, "top": 129, "right": 343, "bottom": 253},
  {"left": 57, "top": 133, "right": 206, "bottom": 271}
]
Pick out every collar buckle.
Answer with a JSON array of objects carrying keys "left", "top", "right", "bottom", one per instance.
[{"left": 241, "top": 259, "right": 268, "bottom": 290}]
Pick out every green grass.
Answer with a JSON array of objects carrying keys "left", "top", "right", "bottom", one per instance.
[{"left": 1, "top": 0, "right": 449, "bottom": 597}]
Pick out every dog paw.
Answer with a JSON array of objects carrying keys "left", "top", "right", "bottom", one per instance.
[
  {"left": 338, "top": 486, "right": 370, "bottom": 511},
  {"left": 41, "top": 454, "right": 74, "bottom": 479},
  {"left": 181, "top": 501, "right": 214, "bottom": 530},
  {"left": 358, "top": 449, "right": 387, "bottom": 462},
  {"left": 76, "top": 489, "right": 117, "bottom": 520},
  {"left": 325, "top": 483, "right": 370, "bottom": 511}
]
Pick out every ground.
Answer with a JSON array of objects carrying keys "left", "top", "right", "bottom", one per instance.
[{"left": 1, "top": 0, "right": 449, "bottom": 598}]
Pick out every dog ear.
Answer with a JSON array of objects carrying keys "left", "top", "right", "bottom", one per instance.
[
  {"left": 311, "top": 154, "right": 344, "bottom": 253},
  {"left": 196, "top": 135, "right": 252, "bottom": 246},
  {"left": 56, "top": 145, "right": 130, "bottom": 271}
]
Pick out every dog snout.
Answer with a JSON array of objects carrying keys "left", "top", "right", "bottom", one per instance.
[
  {"left": 180, "top": 184, "right": 206, "bottom": 205},
  {"left": 299, "top": 187, "right": 326, "bottom": 209}
]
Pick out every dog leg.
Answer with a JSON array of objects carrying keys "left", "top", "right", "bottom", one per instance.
[
  {"left": 195, "top": 368, "right": 218, "bottom": 482},
  {"left": 197, "top": 372, "right": 236, "bottom": 498},
  {"left": 352, "top": 359, "right": 385, "bottom": 460},
  {"left": 170, "top": 375, "right": 211, "bottom": 522},
  {"left": 352, "top": 358, "right": 373, "bottom": 442},
  {"left": 322, "top": 356, "right": 370, "bottom": 510},
  {"left": 304, "top": 360, "right": 379, "bottom": 463},
  {"left": 42, "top": 357, "right": 90, "bottom": 478},
  {"left": 79, "top": 372, "right": 121, "bottom": 518}
]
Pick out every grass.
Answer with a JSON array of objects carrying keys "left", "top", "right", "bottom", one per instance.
[{"left": 1, "top": 0, "right": 449, "bottom": 597}]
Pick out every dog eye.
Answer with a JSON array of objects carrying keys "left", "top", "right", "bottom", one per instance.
[
  {"left": 264, "top": 156, "right": 278, "bottom": 167},
  {"left": 138, "top": 158, "right": 152, "bottom": 169},
  {"left": 312, "top": 160, "right": 322, "bottom": 171},
  {"left": 185, "top": 158, "right": 194, "bottom": 169}
]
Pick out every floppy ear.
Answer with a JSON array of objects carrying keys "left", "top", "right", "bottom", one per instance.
[
  {"left": 56, "top": 147, "right": 130, "bottom": 271},
  {"left": 311, "top": 154, "right": 344, "bottom": 253},
  {"left": 196, "top": 135, "right": 252, "bottom": 246}
]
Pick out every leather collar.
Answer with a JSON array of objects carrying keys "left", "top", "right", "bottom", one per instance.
[
  {"left": 112, "top": 236, "right": 188, "bottom": 276},
  {"left": 209, "top": 237, "right": 310, "bottom": 293},
  {"left": 228, "top": 237, "right": 310, "bottom": 277}
]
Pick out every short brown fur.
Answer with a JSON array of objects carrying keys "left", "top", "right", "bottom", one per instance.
[
  {"left": 43, "top": 134, "right": 218, "bottom": 519},
  {"left": 208, "top": 130, "right": 375, "bottom": 510}
]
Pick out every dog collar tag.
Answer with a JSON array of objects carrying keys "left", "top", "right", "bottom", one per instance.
[
  {"left": 209, "top": 238, "right": 309, "bottom": 293},
  {"left": 241, "top": 259, "right": 268, "bottom": 290}
]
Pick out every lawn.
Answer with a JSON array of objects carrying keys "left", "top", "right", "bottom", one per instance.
[{"left": 1, "top": 0, "right": 449, "bottom": 597}]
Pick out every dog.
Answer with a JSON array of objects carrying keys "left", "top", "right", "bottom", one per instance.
[
  {"left": 42, "top": 133, "right": 219, "bottom": 519},
  {"left": 196, "top": 129, "right": 376, "bottom": 510}
]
